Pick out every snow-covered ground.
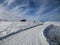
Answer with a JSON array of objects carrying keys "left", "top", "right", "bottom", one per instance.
[{"left": 0, "top": 21, "right": 60, "bottom": 45}]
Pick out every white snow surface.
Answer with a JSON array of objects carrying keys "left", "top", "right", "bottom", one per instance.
[{"left": 0, "top": 21, "right": 60, "bottom": 45}]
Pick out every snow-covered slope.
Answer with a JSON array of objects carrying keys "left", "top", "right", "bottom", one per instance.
[
  {"left": 0, "top": 21, "right": 44, "bottom": 39},
  {"left": 0, "top": 22, "right": 60, "bottom": 45},
  {"left": 0, "top": 21, "right": 47, "bottom": 45}
]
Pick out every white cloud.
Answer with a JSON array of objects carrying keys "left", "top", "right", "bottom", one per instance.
[
  {"left": 6, "top": 0, "right": 15, "bottom": 5},
  {"left": 0, "top": 0, "right": 59, "bottom": 21}
]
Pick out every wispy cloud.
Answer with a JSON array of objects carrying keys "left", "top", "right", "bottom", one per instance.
[{"left": 0, "top": 0, "right": 60, "bottom": 21}]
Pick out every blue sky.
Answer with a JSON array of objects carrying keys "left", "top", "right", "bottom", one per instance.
[{"left": 0, "top": 0, "right": 60, "bottom": 21}]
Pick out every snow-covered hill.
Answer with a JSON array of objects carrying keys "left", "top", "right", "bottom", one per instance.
[
  {"left": 0, "top": 21, "right": 44, "bottom": 39},
  {"left": 0, "top": 22, "right": 60, "bottom": 45}
]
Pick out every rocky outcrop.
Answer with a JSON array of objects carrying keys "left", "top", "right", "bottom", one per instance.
[{"left": 44, "top": 24, "right": 60, "bottom": 45}]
